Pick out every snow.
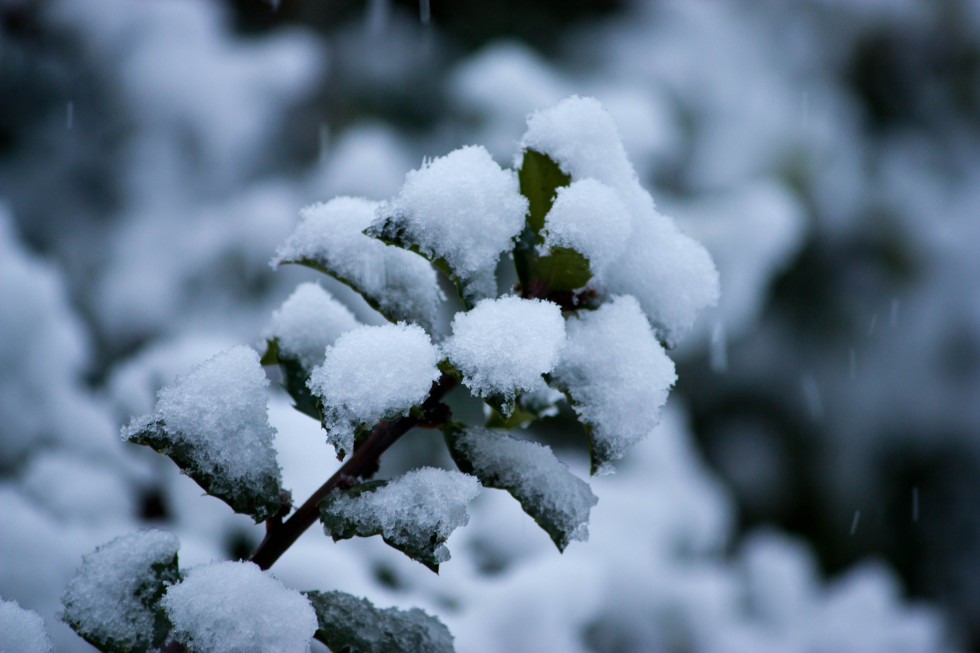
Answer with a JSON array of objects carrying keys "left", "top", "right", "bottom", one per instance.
[
  {"left": 376, "top": 145, "right": 529, "bottom": 300},
  {"left": 123, "top": 345, "right": 283, "bottom": 502},
  {"left": 451, "top": 427, "right": 597, "bottom": 549},
  {"left": 552, "top": 296, "right": 676, "bottom": 473},
  {"left": 520, "top": 95, "right": 719, "bottom": 344},
  {"left": 0, "top": 599, "right": 53, "bottom": 653},
  {"left": 265, "top": 282, "right": 360, "bottom": 370},
  {"left": 273, "top": 196, "right": 443, "bottom": 331},
  {"left": 307, "top": 323, "right": 441, "bottom": 458},
  {"left": 19, "top": 452, "right": 135, "bottom": 524},
  {"left": 443, "top": 296, "right": 565, "bottom": 401},
  {"left": 163, "top": 561, "right": 317, "bottom": 653},
  {"left": 602, "top": 215, "right": 721, "bottom": 345},
  {"left": 540, "top": 178, "right": 631, "bottom": 276},
  {"left": 322, "top": 468, "right": 480, "bottom": 565},
  {"left": 521, "top": 96, "right": 637, "bottom": 196},
  {"left": 61, "top": 530, "right": 179, "bottom": 651}
]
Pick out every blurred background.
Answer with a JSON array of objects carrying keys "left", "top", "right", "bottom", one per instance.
[{"left": 2, "top": 0, "right": 979, "bottom": 650}]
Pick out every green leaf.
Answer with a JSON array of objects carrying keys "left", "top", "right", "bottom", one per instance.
[
  {"left": 516, "top": 150, "right": 593, "bottom": 294},
  {"left": 305, "top": 590, "right": 454, "bottom": 653},
  {"left": 519, "top": 149, "right": 570, "bottom": 236},
  {"left": 444, "top": 424, "right": 597, "bottom": 551},
  {"left": 261, "top": 339, "right": 321, "bottom": 421},
  {"left": 127, "top": 419, "right": 288, "bottom": 523}
]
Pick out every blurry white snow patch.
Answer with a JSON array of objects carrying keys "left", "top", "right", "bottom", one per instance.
[
  {"left": 553, "top": 296, "right": 676, "bottom": 473},
  {"left": 20, "top": 452, "right": 135, "bottom": 525},
  {"left": 314, "top": 123, "right": 416, "bottom": 199},
  {"left": 164, "top": 561, "right": 317, "bottom": 653},
  {"left": 673, "top": 180, "right": 806, "bottom": 350},
  {"left": 0, "top": 598, "right": 53, "bottom": 653},
  {"left": 378, "top": 145, "right": 528, "bottom": 300},
  {"left": 265, "top": 282, "right": 360, "bottom": 370},
  {"left": 307, "top": 323, "right": 441, "bottom": 458},
  {"left": 444, "top": 296, "right": 566, "bottom": 401}
]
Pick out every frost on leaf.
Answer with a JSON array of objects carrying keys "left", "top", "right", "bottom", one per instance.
[
  {"left": 0, "top": 599, "right": 53, "bottom": 653},
  {"left": 262, "top": 282, "right": 359, "bottom": 420},
  {"left": 319, "top": 467, "right": 481, "bottom": 572},
  {"left": 445, "top": 425, "right": 597, "bottom": 551},
  {"left": 443, "top": 296, "right": 565, "bottom": 413},
  {"left": 305, "top": 590, "right": 454, "bottom": 653},
  {"left": 551, "top": 296, "right": 676, "bottom": 474},
  {"left": 163, "top": 561, "right": 317, "bottom": 653},
  {"left": 369, "top": 145, "right": 528, "bottom": 303},
  {"left": 520, "top": 95, "right": 719, "bottom": 345},
  {"left": 307, "top": 323, "right": 441, "bottom": 459},
  {"left": 62, "top": 530, "right": 180, "bottom": 653},
  {"left": 273, "top": 196, "right": 443, "bottom": 332},
  {"left": 123, "top": 345, "right": 288, "bottom": 522}
]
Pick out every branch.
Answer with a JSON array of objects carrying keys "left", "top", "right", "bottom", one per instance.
[{"left": 249, "top": 374, "right": 458, "bottom": 571}]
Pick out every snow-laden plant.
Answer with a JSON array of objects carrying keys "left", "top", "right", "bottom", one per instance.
[{"left": 62, "top": 96, "right": 718, "bottom": 653}]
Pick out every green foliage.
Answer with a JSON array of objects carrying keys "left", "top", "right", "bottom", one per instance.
[
  {"left": 306, "top": 590, "right": 454, "bottom": 653},
  {"left": 516, "top": 149, "right": 593, "bottom": 293},
  {"left": 126, "top": 420, "right": 287, "bottom": 523},
  {"left": 260, "top": 338, "right": 321, "bottom": 421}
]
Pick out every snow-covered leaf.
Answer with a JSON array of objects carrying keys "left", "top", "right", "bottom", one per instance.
[
  {"left": 307, "top": 323, "right": 441, "bottom": 459},
  {"left": 445, "top": 425, "right": 597, "bottom": 551},
  {"left": 273, "top": 197, "right": 443, "bottom": 332},
  {"left": 442, "top": 296, "right": 565, "bottom": 407},
  {"left": 319, "top": 468, "right": 480, "bottom": 572},
  {"left": 62, "top": 530, "right": 180, "bottom": 653},
  {"left": 163, "top": 561, "right": 317, "bottom": 653},
  {"left": 0, "top": 599, "right": 53, "bottom": 653},
  {"left": 305, "top": 590, "right": 454, "bottom": 653},
  {"left": 123, "top": 346, "right": 288, "bottom": 522},
  {"left": 551, "top": 296, "right": 676, "bottom": 474},
  {"left": 369, "top": 146, "right": 528, "bottom": 303}
]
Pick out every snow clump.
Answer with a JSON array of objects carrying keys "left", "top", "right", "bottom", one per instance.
[
  {"left": 552, "top": 296, "right": 676, "bottom": 473},
  {"left": 0, "top": 599, "right": 53, "bottom": 653},
  {"left": 62, "top": 530, "right": 179, "bottom": 652},
  {"left": 377, "top": 145, "right": 529, "bottom": 300},
  {"left": 308, "top": 323, "right": 441, "bottom": 458},
  {"left": 443, "top": 296, "right": 566, "bottom": 401},
  {"left": 163, "top": 561, "right": 317, "bottom": 653},
  {"left": 265, "top": 282, "right": 360, "bottom": 370}
]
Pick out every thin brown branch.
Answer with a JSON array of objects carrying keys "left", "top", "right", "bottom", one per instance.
[{"left": 248, "top": 374, "right": 457, "bottom": 571}]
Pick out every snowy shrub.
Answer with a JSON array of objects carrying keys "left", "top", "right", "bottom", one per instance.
[{"left": 63, "top": 97, "right": 717, "bottom": 651}]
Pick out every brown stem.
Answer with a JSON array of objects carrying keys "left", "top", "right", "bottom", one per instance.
[{"left": 249, "top": 374, "right": 457, "bottom": 571}]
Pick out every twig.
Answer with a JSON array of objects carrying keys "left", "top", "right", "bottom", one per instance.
[{"left": 249, "top": 374, "right": 457, "bottom": 570}]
